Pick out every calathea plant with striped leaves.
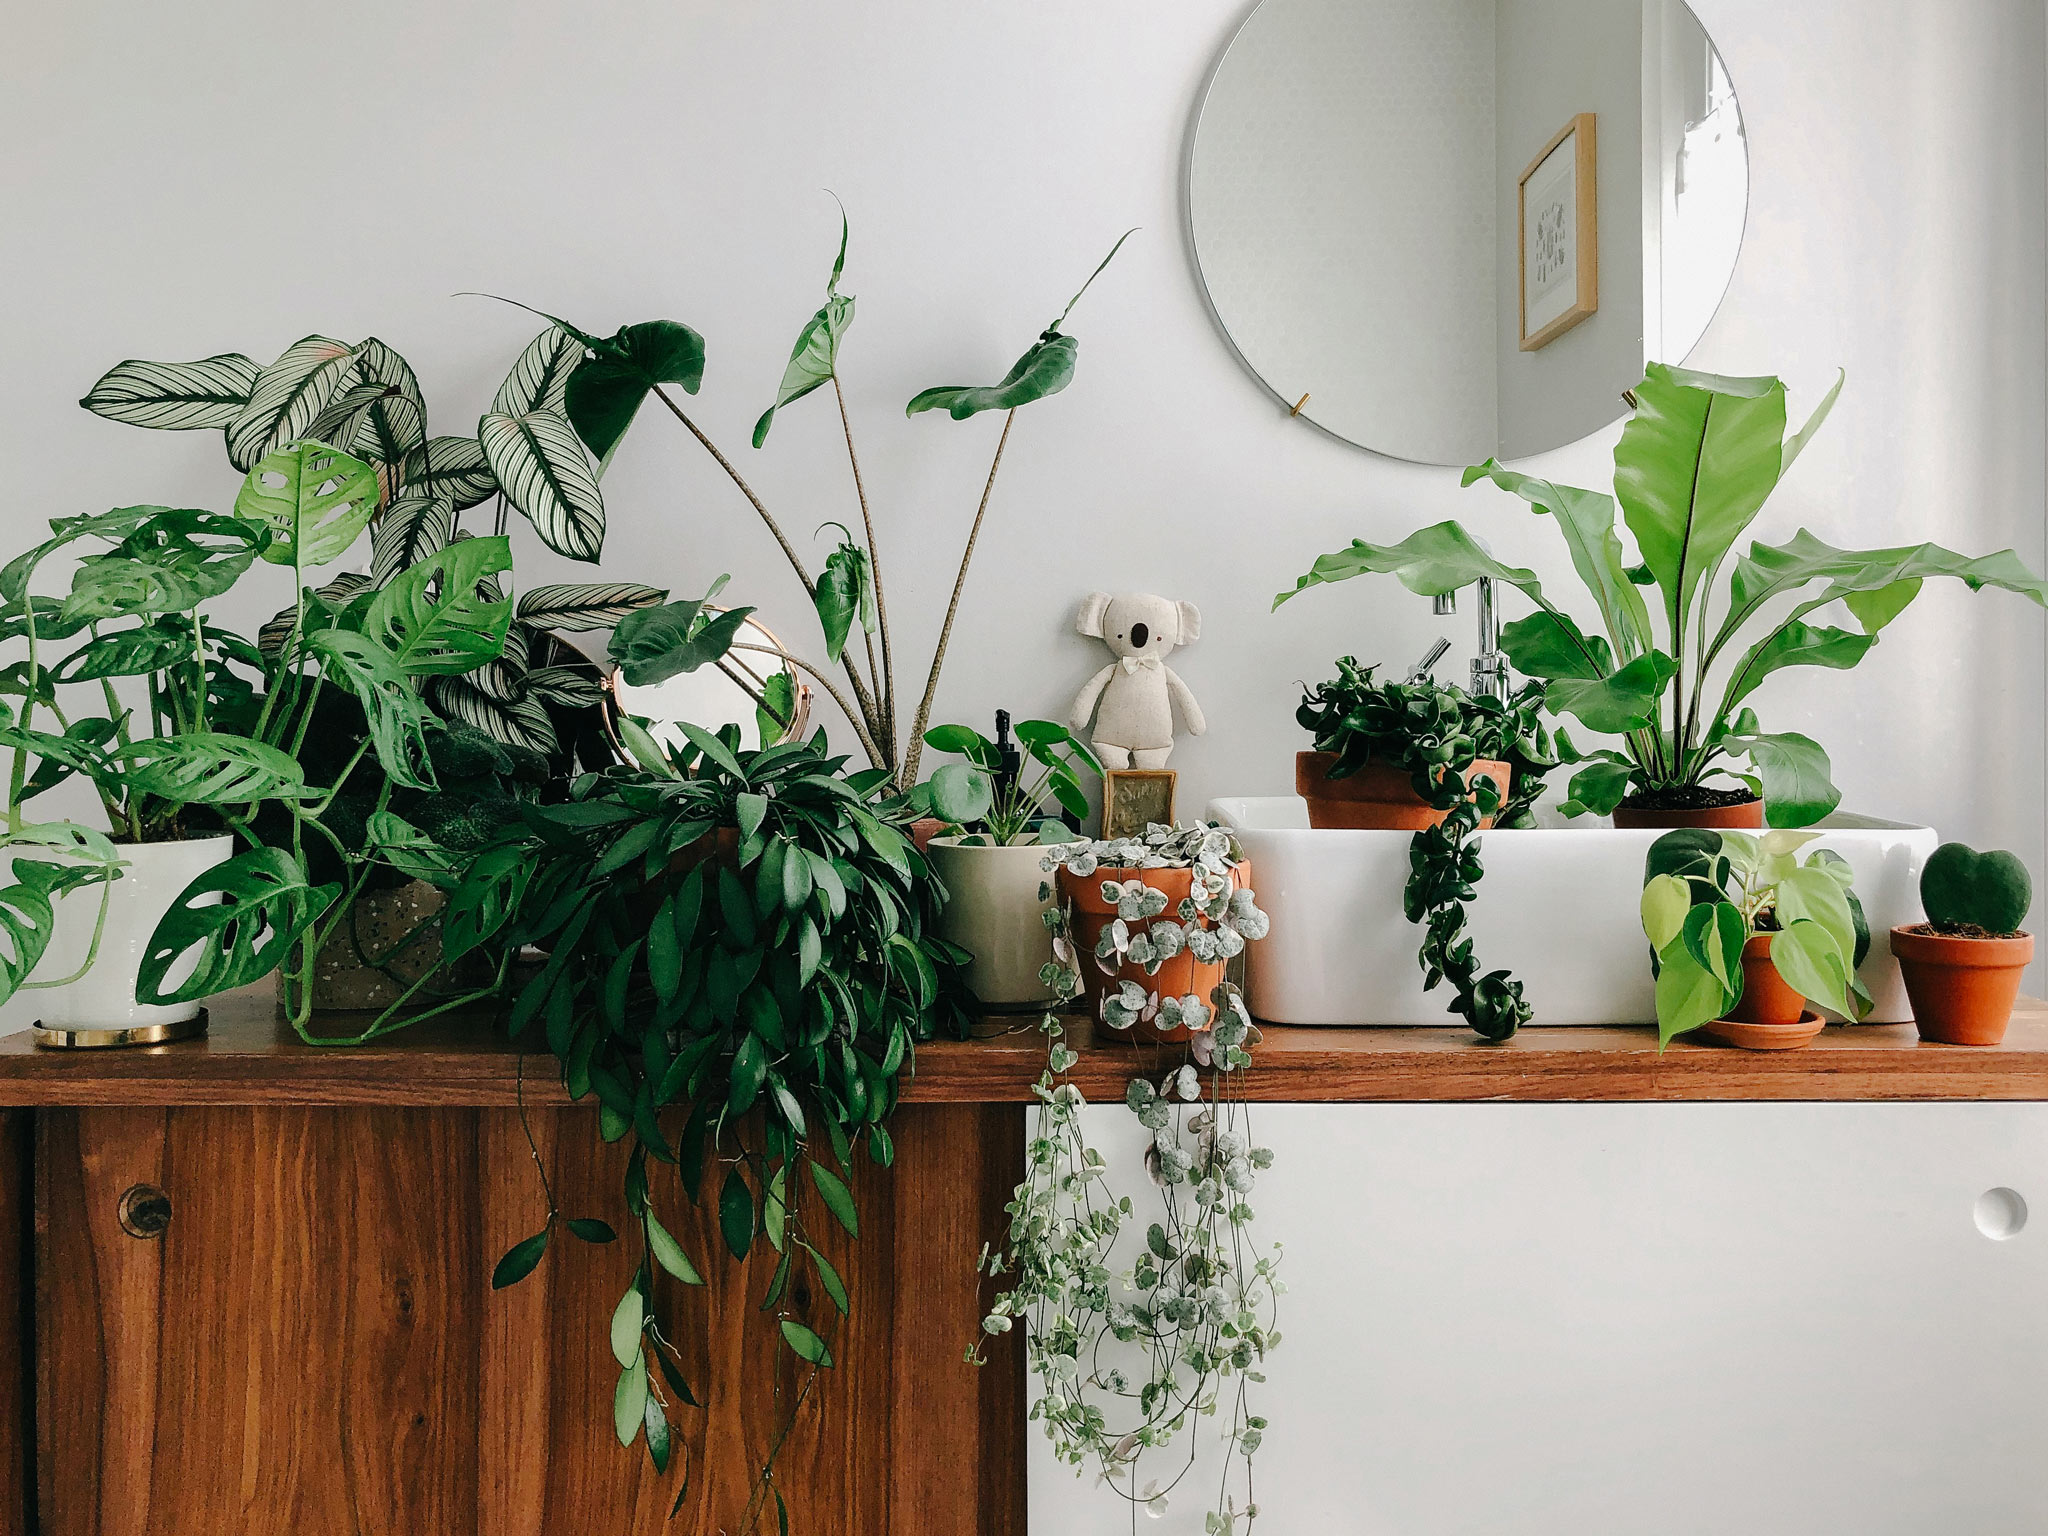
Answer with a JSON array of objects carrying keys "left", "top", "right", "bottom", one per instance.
[{"left": 75, "top": 330, "right": 703, "bottom": 1034}]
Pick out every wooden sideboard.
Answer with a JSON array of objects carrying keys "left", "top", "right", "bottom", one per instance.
[{"left": 3, "top": 992, "right": 2046, "bottom": 1534}]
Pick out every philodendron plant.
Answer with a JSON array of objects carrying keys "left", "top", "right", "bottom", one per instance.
[
  {"left": 922, "top": 715, "right": 1101, "bottom": 844},
  {"left": 1639, "top": 828, "right": 1872, "bottom": 1044},
  {"left": 1278, "top": 365, "right": 2048, "bottom": 827},
  {"left": 491, "top": 209, "right": 1134, "bottom": 791}
]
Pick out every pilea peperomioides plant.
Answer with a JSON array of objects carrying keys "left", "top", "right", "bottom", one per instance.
[{"left": 1279, "top": 365, "right": 2048, "bottom": 827}]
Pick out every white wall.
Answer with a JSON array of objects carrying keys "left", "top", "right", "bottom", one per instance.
[{"left": 2, "top": 0, "right": 2038, "bottom": 918}]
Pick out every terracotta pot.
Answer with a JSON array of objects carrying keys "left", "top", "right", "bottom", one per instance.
[
  {"left": 1296, "top": 751, "right": 1512, "bottom": 832},
  {"left": 1057, "top": 860, "right": 1255, "bottom": 1044},
  {"left": 1611, "top": 797, "right": 1765, "bottom": 830},
  {"left": 909, "top": 817, "right": 947, "bottom": 854},
  {"left": 1892, "top": 925, "right": 2034, "bottom": 1046},
  {"left": 1726, "top": 932, "right": 1806, "bottom": 1025}
]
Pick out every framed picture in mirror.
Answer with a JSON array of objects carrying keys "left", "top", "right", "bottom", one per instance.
[{"left": 1519, "top": 112, "right": 1599, "bottom": 351}]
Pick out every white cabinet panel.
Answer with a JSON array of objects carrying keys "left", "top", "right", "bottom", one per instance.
[{"left": 1028, "top": 1104, "right": 2048, "bottom": 1534}]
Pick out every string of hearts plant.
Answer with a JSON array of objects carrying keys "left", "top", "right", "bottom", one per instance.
[
  {"left": 483, "top": 208, "right": 1135, "bottom": 791},
  {"left": 974, "top": 827, "right": 1280, "bottom": 1534},
  {"left": 1296, "top": 659, "right": 1556, "bottom": 1040}
]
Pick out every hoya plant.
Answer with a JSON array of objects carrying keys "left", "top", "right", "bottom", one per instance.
[
  {"left": 1297, "top": 659, "right": 1556, "bottom": 1039},
  {"left": 484, "top": 209, "right": 1134, "bottom": 789},
  {"left": 1639, "top": 827, "right": 1871, "bottom": 1044},
  {"left": 921, "top": 714, "right": 1100, "bottom": 844},
  {"left": 1278, "top": 365, "right": 2048, "bottom": 827},
  {"left": 454, "top": 718, "right": 966, "bottom": 1518}
]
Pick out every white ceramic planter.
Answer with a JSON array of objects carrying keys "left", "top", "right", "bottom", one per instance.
[
  {"left": 926, "top": 837, "right": 1056, "bottom": 1010},
  {"left": 1207, "top": 797, "right": 1936, "bottom": 1026},
  {"left": 34, "top": 835, "right": 234, "bottom": 1041}
]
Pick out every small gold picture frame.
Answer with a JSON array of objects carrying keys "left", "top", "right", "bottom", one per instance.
[
  {"left": 1518, "top": 112, "right": 1599, "bottom": 351},
  {"left": 1102, "top": 770, "right": 1177, "bottom": 840}
]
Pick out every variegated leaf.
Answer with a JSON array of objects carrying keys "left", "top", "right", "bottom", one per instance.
[
  {"left": 80, "top": 354, "right": 259, "bottom": 430},
  {"left": 468, "top": 620, "right": 530, "bottom": 701},
  {"left": 369, "top": 490, "right": 454, "bottom": 585},
  {"left": 494, "top": 326, "right": 585, "bottom": 417},
  {"left": 428, "top": 673, "right": 557, "bottom": 754},
  {"left": 523, "top": 664, "right": 604, "bottom": 708},
  {"left": 227, "top": 336, "right": 361, "bottom": 471},
  {"left": 400, "top": 436, "right": 496, "bottom": 509},
  {"left": 516, "top": 582, "right": 665, "bottom": 631},
  {"left": 477, "top": 408, "right": 604, "bottom": 562},
  {"left": 347, "top": 338, "right": 427, "bottom": 472}
]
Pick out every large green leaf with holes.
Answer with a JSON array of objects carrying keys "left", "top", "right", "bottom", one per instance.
[
  {"left": 361, "top": 535, "right": 513, "bottom": 676},
  {"left": 234, "top": 440, "right": 379, "bottom": 567},
  {"left": 119, "top": 734, "right": 311, "bottom": 805},
  {"left": 136, "top": 846, "right": 340, "bottom": 1004},
  {"left": 306, "top": 629, "right": 438, "bottom": 790}
]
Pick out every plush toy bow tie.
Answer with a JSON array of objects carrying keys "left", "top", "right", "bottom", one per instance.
[{"left": 1119, "top": 655, "right": 1162, "bottom": 674}]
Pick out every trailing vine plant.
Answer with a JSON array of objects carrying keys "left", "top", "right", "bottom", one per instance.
[
  {"left": 1298, "top": 659, "right": 1556, "bottom": 1040},
  {"left": 975, "top": 826, "right": 1280, "bottom": 1532}
]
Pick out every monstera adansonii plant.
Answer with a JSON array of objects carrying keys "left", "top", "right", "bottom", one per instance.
[{"left": 1278, "top": 365, "right": 2048, "bottom": 828}]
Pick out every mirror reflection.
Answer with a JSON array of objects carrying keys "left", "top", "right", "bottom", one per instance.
[
  {"left": 607, "top": 612, "right": 810, "bottom": 753},
  {"left": 1189, "top": 0, "right": 1747, "bottom": 464}
]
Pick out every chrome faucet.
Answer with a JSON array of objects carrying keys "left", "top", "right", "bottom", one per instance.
[{"left": 1431, "top": 581, "right": 1508, "bottom": 701}]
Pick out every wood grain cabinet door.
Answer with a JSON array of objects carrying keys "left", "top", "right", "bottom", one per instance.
[{"left": 32, "top": 1102, "right": 1024, "bottom": 1535}]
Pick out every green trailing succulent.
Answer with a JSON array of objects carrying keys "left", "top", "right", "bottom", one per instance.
[
  {"left": 461, "top": 721, "right": 966, "bottom": 1517},
  {"left": 1279, "top": 365, "right": 2048, "bottom": 828},
  {"left": 976, "top": 826, "right": 1277, "bottom": 1534},
  {"left": 1920, "top": 842, "right": 2033, "bottom": 938},
  {"left": 1639, "top": 828, "right": 1872, "bottom": 1044},
  {"left": 1298, "top": 660, "right": 1557, "bottom": 1039}
]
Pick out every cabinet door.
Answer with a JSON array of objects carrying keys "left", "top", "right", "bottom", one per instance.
[
  {"left": 1, "top": 1110, "right": 27, "bottom": 1536},
  {"left": 34, "top": 1102, "right": 1024, "bottom": 1535},
  {"left": 1030, "top": 1103, "right": 2048, "bottom": 1535}
]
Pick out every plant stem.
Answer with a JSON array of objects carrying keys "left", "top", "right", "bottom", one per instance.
[
  {"left": 901, "top": 409, "right": 1016, "bottom": 790},
  {"left": 832, "top": 375, "right": 895, "bottom": 752},
  {"left": 729, "top": 643, "right": 885, "bottom": 770}
]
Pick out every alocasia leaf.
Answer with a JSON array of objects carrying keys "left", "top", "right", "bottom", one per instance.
[
  {"left": 563, "top": 320, "right": 707, "bottom": 470},
  {"left": 812, "top": 527, "right": 874, "bottom": 664},
  {"left": 234, "top": 440, "right": 379, "bottom": 567},
  {"left": 610, "top": 578, "right": 755, "bottom": 688},
  {"left": 755, "top": 206, "right": 855, "bottom": 447},
  {"left": 136, "top": 846, "right": 340, "bottom": 1004}
]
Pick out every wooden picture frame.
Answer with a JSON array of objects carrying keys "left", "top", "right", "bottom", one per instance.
[
  {"left": 1101, "top": 770, "right": 1177, "bottom": 840},
  {"left": 1518, "top": 112, "right": 1599, "bottom": 351}
]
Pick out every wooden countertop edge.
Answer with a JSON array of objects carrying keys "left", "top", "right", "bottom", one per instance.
[{"left": 2, "top": 991, "right": 2045, "bottom": 1108}]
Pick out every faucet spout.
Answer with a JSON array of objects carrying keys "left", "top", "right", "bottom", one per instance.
[{"left": 1469, "top": 576, "right": 1508, "bottom": 701}]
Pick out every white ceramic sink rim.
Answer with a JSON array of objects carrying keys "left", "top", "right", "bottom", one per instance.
[{"left": 1206, "top": 796, "right": 1936, "bottom": 1027}]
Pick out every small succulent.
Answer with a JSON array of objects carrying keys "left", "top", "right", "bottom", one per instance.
[{"left": 1922, "top": 842, "right": 2033, "bottom": 937}]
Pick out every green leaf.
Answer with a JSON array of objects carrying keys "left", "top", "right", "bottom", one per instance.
[
  {"left": 810, "top": 1246, "right": 849, "bottom": 1315},
  {"left": 226, "top": 335, "right": 362, "bottom": 471},
  {"left": 81, "top": 353, "right": 259, "bottom": 431},
  {"left": 922, "top": 723, "right": 996, "bottom": 764},
  {"left": 1722, "top": 729, "right": 1838, "bottom": 829},
  {"left": 120, "top": 733, "right": 310, "bottom": 804},
  {"left": 136, "top": 847, "right": 340, "bottom": 1004},
  {"left": 674, "top": 720, "right": 746, "bottom": 783},
  {"left": 1653, "top": 936, "right": 1736, "bottom": 1045},
  {"left": 610, "top": 1287, "right": 645, "bottom": 1368},
  {"left": 908, "top": 334, "right": 1076, "bottom": 420},
  {"left": 1560, "top": 758, "right": 1636, "bottom": 817},
  {"left": 929, "top": 762, "right": 992, "bottom": 824},
  {"left": 812, "top": 534, "right": 873, "bottom": 664},
  {"left": 756, "top": 669, "right": 797, "bottom": 749},
  {"left": 1274, "top": 520, "right": 1549, "bottom": 610},
  {"left": 719, "top": 1166, "right": 755, "bottom": 1260},
  {"left": 565, "top": 320, "right": 708, "bottom": 470},
  {"left": 0, "top": 861, "right": 70, "bottom": 1009},
  {"left": 305, "top": 629, "right": 437, "bottom": 790},
  {"left": 1716, "top": 619, "right": 1878, "bottom": 721},
  {"left": 1680, "top": 902, "right": 1746, "bottom": 994},
  {"left": 442, "top": 843, "right": 530, "bottom": 963},
  {"left": 644, "top": 1390, "right": 671, "bottom": 1474},
  {"left": 400, "top": 436, "right": 497, "bottom": 510},
  {"left": 1614, "top": 365, "right": 1790, "bottom": 642},
  {"left": 565, "top": 1217, "right": 617, "bottom": 1244},
  {"left": 1499, "top": 610, "right": 1614, "bottom": 682},
  {"left": 647, "top": 1211, "right": 705, "bottom": 1285},
  {"left": 1775, "top": 864, "right": 1859, "bottom": 967},
  {"left": 478, "top": 407, "right": 605, "bottom": 561},
  {"left": 728, "top": 1032, "right": 768, "bottom": 1116},
  {"left": 1544, "top": 651, "right": 1676, "bottom": 735},
  {"left": 610, "top": 588, "right": 755, "bottom": 688},
  {"left": 362, "top": 535, "right": 515, "bottom": 676},
  {"left": 426, "top": 675, "right": 557, "bottom": 756},
  {"left": 368, "top": 490, "right": 453, "bottom": 586},
  {"left": 808, "top": 1160, "right": 859, "bottom": 1238},
  {"left": 494, "top": 325, "right": 585, "bottom": 417},
  {"left": 517, "top": 582, "right": 666, "bottom": 632},
  {"left": 52, "top": 622, "right": 189, "bottom": 684},
  {"left": 778, "top": 1319, "right": 834, "bottom": 1366},
  {"left": 234, "top": 439, "right": 379, "bottom": 567},
  {"left": 1463, "top": 459, "right": 1654, "bottom": 657},
  {"left": 1640, "top": 874, "right": 1693, "bottom": 953},
  {"left": 754, "top": 213, "right": 855, "bottom": 446},
  {"left": 614, "top": 1355, "right": 648, "bottom": 1447},
  {"left": 492, "top": 1228, "right": 549, "bottom": 1289},
  {"left": 1768, "top": 918, "right": 1861, "bottom": 1019},
  {"left": 614, "top": 714, "right": 675, "bottom": 777}
]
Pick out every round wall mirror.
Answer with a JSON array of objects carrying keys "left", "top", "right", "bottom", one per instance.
[
  {"left": 1188, "top": 0, "right": 1748, "bottom": 464},
  {"left": 605, "top": 612, "right": 811, "bottom": 756}
]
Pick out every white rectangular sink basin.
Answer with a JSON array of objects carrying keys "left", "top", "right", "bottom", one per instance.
[{"left": 1206, "top": 796, "right": 1937, "bottom": 1026}]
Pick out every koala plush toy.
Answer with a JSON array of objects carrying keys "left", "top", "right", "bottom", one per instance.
[{"left": 1068, "top": 591, "right": 1207, "bottom": 769}]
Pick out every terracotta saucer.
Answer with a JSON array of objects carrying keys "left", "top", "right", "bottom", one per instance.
[{"left": 1698, "top": 1011, "right": 1825, "bottom": 1052}]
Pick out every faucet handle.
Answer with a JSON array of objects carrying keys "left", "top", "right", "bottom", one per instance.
[{"left": 1407, "top": 637, "right": 1452, "bottom": 682}]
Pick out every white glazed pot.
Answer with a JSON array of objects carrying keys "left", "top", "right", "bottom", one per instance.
[
  {"left": 926, "top": 837, "right": 1056, "bottom": 1010},
  {"left": 35, "top": 835, "right": 234, "bottom": 1037}
]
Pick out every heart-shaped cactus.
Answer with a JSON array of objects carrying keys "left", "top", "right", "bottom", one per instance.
[{"left": 1921, "top": 842, "right": 2033, "bottom": 936}]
